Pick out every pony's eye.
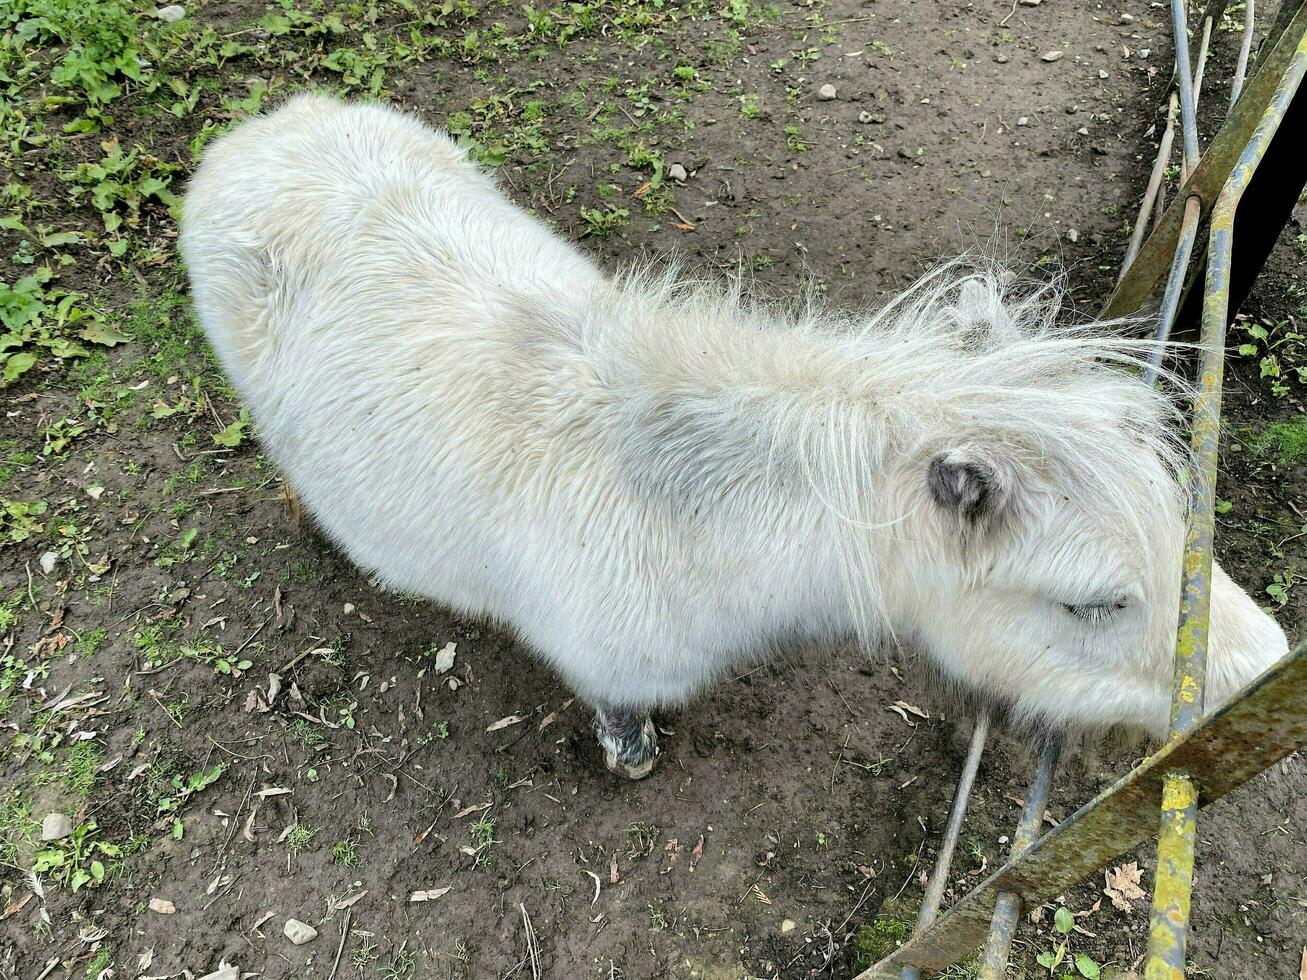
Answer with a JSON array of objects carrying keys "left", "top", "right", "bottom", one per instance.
[{"left": 1062, "top": 599, "right": 1129, "bottom": 624}]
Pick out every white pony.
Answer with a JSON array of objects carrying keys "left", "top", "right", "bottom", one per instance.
[{"left": 181, "top": 94, "right": 1287, "bottom": 778}]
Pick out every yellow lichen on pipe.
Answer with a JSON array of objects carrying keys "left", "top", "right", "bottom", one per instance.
[
  {"left": 1144, "top": 773, "right": 1200, "bottom": 980},
  {"left": 1144, "top": 29, "right": 1307, "bottom": 980}
]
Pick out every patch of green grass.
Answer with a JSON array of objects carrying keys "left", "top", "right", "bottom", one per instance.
[
  {"left": 64, "top": 740, "right": 102, "bottom": 796},
  {"left": 852, "top": 898, "right": 915, "bottom": 972},
  {"left": 84, "top": 947, "right": 113, "bottom": 978},
  {"left": 286, "top": 822, "right": 320, "bottom": 854},
  {"left": 625, "top": 821, "right": 656, "bottom": 858},
  {"left": 0, "top": 792, "right": 34, "bottom": 871},
  {"left": 1251, "top": 418, "right": 1307, "bottom": 467},
  {"left": 331, "top": 836, "right": 361, "bottom": 867},
  {"left": 468, "top": 816, "right": 497, "bottom": 865}
]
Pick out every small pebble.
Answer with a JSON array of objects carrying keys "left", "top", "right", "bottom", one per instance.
[
  {"left": 1119, "top": 12, "right": 1135, "bottom": 23},
  {"left": 1019, "top": 0, "right": 1041, "bottom": 6},
  {"left": 995, "top": 52, "right": 1010, "bottom": 63},
  {"left": 343, "top": 602, "right": 356, "bottom": 614},
  {"left": 1139, "top": 48, "right": 1151, "bottom": 58},
  {"left": 1017, "top": 116, "right": 1029, "bottom": 126},
  {"left": 1076, "top": 126, "right": 1090, "bottom": 135},
  {"left": 1066, "top": 228, "right": 1080, "bottom": 243},
  {"left": 39, "top": 551, "right": 58, "bottom": 574},
  {"left": 284, "top": 919, "right": 318, "bottom": 945},
  {"left": 667, "top": 162, "right": 687, "bottom": 182},
  {"left": 817, "top": 83, "right": 838, "bottom": 101},
  {"left": 858, "top": 110, "right": 874, "bottom": 123},
  {"left": 41, "top": 813, "right": 72, "bottom": 841},
  {"left": 1041, "top": 50, "right": 1064, "bottom": 62},
  {"left": 1099, "top": 69, "right": 1110, "bottom": 79},
  {"left": 155, "top": 4, "right": 186, "bottom": 21},
  {"left": 781, "top": 919, "right": 797, "bottom": 934}
]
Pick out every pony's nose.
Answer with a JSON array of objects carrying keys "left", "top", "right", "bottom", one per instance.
[{"left": 1203, "top": 561, "right": 1289, "bottom": 712}]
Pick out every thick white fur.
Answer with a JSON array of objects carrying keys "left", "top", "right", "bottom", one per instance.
[{"left": 181, "top": 94, "right": 1288, "bottom": 737}]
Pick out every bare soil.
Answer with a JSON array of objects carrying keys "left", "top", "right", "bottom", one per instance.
[{"left": 0, "top": 0, "right": 1303, "bottom": 978}]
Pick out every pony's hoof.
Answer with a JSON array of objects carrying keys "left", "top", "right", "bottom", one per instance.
[
  {"left": 604, "top": 748, "right": 657, "bottom": 780},
  {"left": 595, "top": 708, "right": 659, "bottom": 780}
]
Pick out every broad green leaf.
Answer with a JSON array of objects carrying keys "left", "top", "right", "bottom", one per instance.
[
  {"left": 1074, "top": 953, "right": 1100, "bottom": 979},
  {"left": 77, "top": 319, "right": 130, "bottom": 347},
  {"left": 2, "top": 350, "right": 37, "bottom": 383},
  {"left": 1053, "top": 906, "right": 1075, "bottom": 934}
]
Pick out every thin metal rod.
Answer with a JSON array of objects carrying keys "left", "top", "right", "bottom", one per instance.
[
  {"left": 1191, "top": 15, "right": 1215, "bottom": 106},
  {"left": 1106, "top": 0, "right": 1307, "bottom": 319},
  {"left": 1121, "top": 95, "right": 1180, "bottom": 279},
  {"left": 1144, "top": 33, "right": 1307, "bottom": 980},
  {"left": 855, "top": 639, "right": 1307, "bottom": 978},
  {"left": 1144, "top": 194, "right": 1203, "bottom": 383},
  {"left": 1230, "top": 0, "right": 1256, "bottom": 110},
  {"left": 1171, "top": 0, "right": 1203, "bottom": 176},
  {"left": 977, "top": 740, "right": 1061, "bottom": 980},
  {"left": 900, "top": 710, "right": 991, "bottom": 980}
]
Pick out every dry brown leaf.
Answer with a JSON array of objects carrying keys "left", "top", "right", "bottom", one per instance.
[
  {"left": 894, "top": 700, "right": 929, "bottom": 719},
  {"left": 581, "top": 870, "right": 602, "bottom": 906},
  {"left": 453, "top": 802, "right": 492, "bottom": 819},
  {"left": 334, "top": 890, "right": 368, "bottom": 910},
  {"left": 485, "top": 714, "right": 526, "bottom": 733},
  {"left": 690, "top": 835, "right": 705, "bottom": 872},
  {"left": 1298, "top": 946, "right": 1306, "bottom": 980},
  {"left": 538, "top": 698, "right": 574, "bottom": 732},
  {"left": 609, "top": 852, "right": 619, "bottom": 883},
  {"left": 752, "top": 883, "right": 772, "bottom": 906},
  {"left": 1104, "top": 862, "right": 1146, "bottom": 912},
  {"left": 410, "top": 887, "right": 452, "bottom": 902}
]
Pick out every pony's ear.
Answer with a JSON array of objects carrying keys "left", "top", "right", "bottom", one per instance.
[{"left": 927, "top": 447, "right": 1015, "bottom": 527}]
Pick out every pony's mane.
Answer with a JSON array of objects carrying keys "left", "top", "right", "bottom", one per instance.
[{"left": 553, "top": 258, "right": 1192, "bottom": 640}]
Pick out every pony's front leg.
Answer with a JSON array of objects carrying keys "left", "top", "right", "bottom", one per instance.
[{"left": 594, "top": 706, "right": 659, "bottom": 780}]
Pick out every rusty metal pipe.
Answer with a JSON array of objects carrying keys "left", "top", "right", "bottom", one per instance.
[
  {"left": 901, "top": 710, "right": 991, "bottom": 980},
  {"left": 1230, "top": 0, "right": 1256, "bottom": 109},
  {"left": 1144, "top": 194, "right": 1202, "bottom": 383},
  {"left": 1171, "top": 0, "right": 1202, "bottom": 176},
  {"left": 1121, "top": 95, "right": 1179, "bottom": 279},
  {"left": 976, "top": 740, "right": 1061, "bottom": 980},
  {"left": 1143, "top": 30, "right": 1307, "bottom": 980}
]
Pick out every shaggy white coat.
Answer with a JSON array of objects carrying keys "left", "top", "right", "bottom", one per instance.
[{"left": 180, "top": 94, "right": 1288, "bottom": 736}]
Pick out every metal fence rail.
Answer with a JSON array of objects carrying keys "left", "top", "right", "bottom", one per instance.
[
  {"left": 851, "top": 3, "right": 1307, "bottom": 976},
  {"left": 857, "top": 640, "right": 1307, "bottom": 977}
]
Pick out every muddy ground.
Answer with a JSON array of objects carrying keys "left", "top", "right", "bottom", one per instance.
[{"left": 0, "top": 0, "right": 1304, "bottom": 977}]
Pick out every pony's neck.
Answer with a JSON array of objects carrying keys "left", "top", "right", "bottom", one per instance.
[{"left": 589, "top": 284, "right": 920, "bottom": 639}]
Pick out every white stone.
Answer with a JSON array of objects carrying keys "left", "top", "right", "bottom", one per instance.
[
  {"left": 1041, "top": 50, "right": 1064, "bottom": 62},
  {"left": 41, "top": 813, "right": 72, "bottom": 841},
  {"left": 667, "top": 163, "right": 688, "bottom": 182},
  {"left": 284, "top": 919, "right": 318, "bottom": 945},
  {"left": 781, "top": 919, "right": 797, "bottom": 934},
  {"left": 817, "top": 83, "right": 838, "bottom": 101},
  {"left": 1017, "top": 116, "right": 1029, "bottom": 127},
  {"left": 155, "top": 4, "right": 186, "bottom": 21}
]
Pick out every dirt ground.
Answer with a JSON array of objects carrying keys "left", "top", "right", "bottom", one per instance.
[{"left": 1, "top": 0, "right": 1304, "bottom": 977}]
